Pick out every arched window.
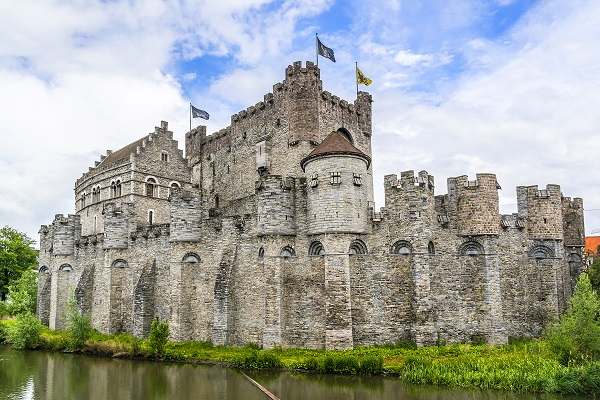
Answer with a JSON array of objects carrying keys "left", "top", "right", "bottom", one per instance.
[
  {"left": 115, "top": 179, "right": 122, "bottom": 197},
  {"left": 182, "top": 252, "right": 200, "bottom": 263},
  {"left": 38, "top": 266, "right": 49, "bottom": 274},
  {"left": 80, "top": 192, "right": 87, "bottom": 208},
  {"left": 392, "top": 240, "right": 413, "bottom": 255},
  {"left": 528, "top": 244, "right": 554, "bottom": 259},
  {"left": 111, "top": 259, "right": 128, "bottom": 268},
  {"left": 337, "top": 128, "right": 353, "bottom": 144},
  {"left": 92, "top": 186, "right": 100, "bottom": 203},
  {"left": 428, "top": 241, "right": 435, "bottom": 255},
  {"left": 280, "top": 246, "right": 295, "bottom": 258},
  {"left": 458, "top": 240, "right": 484, "bottom": 256},
  {"left": 258, "top": 247, "right": 265, "bottom": 260},
  {"left": 169, "top": 181, "right": 180, "bottom": 196},
  {"left": 214, "top": 195, "right": 220, "bottom": 208},
  {"left": 308, "top": 241, "right": 325, "bottom": 256},
  {"left": 146, "top": 177, "right": 157, "bottom": 197},
  {"left": 349, "top": 239, "right": 368, "bottom": 255},
  {"left": 148, "top": 210, "right": 154, "bottom": 225},
  {"left": 59, "top": 264, "right": 73, "bottom": 272}
]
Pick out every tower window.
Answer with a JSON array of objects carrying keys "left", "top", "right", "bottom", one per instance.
[
  {"left": 146, "top": 178, "right": 157, "bottom": 197},
  {"left": 353, "top": 173, "right": 362, "bottom": 186},
  {"left": 310, "top": 173, "right": 319, "bottom": 188},
  {"left": 330, "top": 171, "right": 341, "bottom": 185},
  {"left": 148, "top": 210, "right": 154, "bottom": 225},
  {"left": 161, "top": 152, "right": 169, "bottom": 162}
]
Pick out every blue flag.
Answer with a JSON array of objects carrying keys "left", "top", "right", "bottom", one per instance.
[
  {"left": 191, "top": 105, "right": 209, "bottom": 120},
  {"left": 317, "top": 38, "right": 336, "bottom": 62}
]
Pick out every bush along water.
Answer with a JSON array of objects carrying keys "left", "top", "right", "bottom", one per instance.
[
  {"left": 4, "top": 312, "right": 41, "bottom": 349},
  {"left": 147, "top": 318, "right": 169, "bottom": 358},
  {"left": 65, "top": 295, "right": 94, "bottom": 351}
]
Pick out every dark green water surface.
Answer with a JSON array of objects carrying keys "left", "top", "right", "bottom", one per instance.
[{"left": 0, "top": 345, "right": 590, "bottom": 399}]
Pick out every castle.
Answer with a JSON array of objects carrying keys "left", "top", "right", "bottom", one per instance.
[{"left": 36, "top": 61, "right": 586, "bottom": 349}]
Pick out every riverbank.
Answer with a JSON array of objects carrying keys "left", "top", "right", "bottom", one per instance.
[{"left": 1, "top": 321, "right": 599, "bottom": 396}]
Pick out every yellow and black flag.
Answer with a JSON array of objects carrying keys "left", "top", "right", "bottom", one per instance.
[{"left": 356, "top": 65, "right": 372, "bottom": 86}]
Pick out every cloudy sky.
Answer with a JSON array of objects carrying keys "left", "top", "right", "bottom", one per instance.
[{"left": 1, "top": 0, "right": 599, "bottom": 246}]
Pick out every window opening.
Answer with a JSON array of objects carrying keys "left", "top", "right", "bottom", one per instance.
[
  {"left": 146, "top": 178, "right": 157, "bottom": 197},
  {"left": 330, "top": 171, "right": 341, "bottom": 185}
]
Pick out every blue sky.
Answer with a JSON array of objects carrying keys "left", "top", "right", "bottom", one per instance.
[{"left": 1, "top": 0, "right": 599, "bottom": 245}]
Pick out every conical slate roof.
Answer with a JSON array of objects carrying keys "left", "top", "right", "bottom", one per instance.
[{"left": 300, "top": 131, "right": 371, "bottom": 171}]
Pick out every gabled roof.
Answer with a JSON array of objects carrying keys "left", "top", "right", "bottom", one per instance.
[
  {"left": 300, "top": 131, "right": 371, "bottom": 171},
  {"left": 98, "top": 137, "right": 145, "bottom": 167}
]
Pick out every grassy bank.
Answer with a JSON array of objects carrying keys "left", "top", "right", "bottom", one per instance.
[{"left": 1, "top": 319, "right": 599, "bottom": 396}]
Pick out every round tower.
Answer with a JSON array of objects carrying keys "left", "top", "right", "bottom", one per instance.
[
  {"left": 301, "top": 131, "right": 371, "bottom": 235},
  {"left": 256, "top": 176, "right": 296, "bottom": 235}
]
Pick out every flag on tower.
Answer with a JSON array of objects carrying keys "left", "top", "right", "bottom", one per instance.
[
  {"left": 191, "top": 104, "right": 209, "bottom": 120},
  {"left": 317, "top": 37, "right": 336, "bottom": 62},
  {"left": 356, "top": 66, "right": 372, "bottom": 86}
]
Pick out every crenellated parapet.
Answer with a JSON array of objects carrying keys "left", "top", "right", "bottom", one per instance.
[
  {"left": 284, "top": 61, "right": 322, "bottom": 144},
  {"left": 447, "top": 174, "right": 500, "bottom": 236},
  {"left": 51, "top": 214, "right": 81, "bottom": 255},
  {"left": 384, "top": 170, "right": 435, "bottom": 223},
  {"left": 517, "top": 184, "right": 563, "bottom": 240}
]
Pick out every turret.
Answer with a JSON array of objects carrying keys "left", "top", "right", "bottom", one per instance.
[
  {"left": 562, "top": 197, "right": 585, "bottom": 247},
  {"left": 517, "top": 184, "right": 563, "bottom": 240},
  {"left": 103, "top": 203, "right": 132, "bottom": 249},
  {"left": 284, "top": 61, "right": 322, "bottom": 145},
  {"left": 51, "top": 214, "right": 80, "bottom": 255},
  {"left": 256, "top": 176, "right": 296, "bottom": 235},
  {"left": 170, "top": 188, "right": 206, "bottom": 241},
  {"left": 447, "top": 174, "right": 500, "bottom": 236},
  {"left": 301, "top": 131, "right": 371, "bottom": 235}
]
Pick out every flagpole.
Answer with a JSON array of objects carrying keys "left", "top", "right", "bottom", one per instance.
[
  {"left": 189, "top": 103, "right": 191, "bottom": 132},
  {"left": 316, "top": 33, "right": 319, "bottom": 66},
  {"left": 356, "top": 62, "right": 359, "bottom": 97}
]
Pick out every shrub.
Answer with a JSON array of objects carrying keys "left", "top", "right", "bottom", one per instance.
[
  {"left": 65, "top": 296, "right": 94, "bottom": 351},
  {"left": 359, "top": 355, "right": 384, "bottom": 374},
  {"left": 148, "top": 318, "right": 169, "bottom": 357},
  {"left": 320, "top": 353, "right": 360, "bottom": 374},
  {"left": 545, "top": 273, "right": 600, "bottom": 365},
  {"left": 237, "top": 349, "right": 282, "bottom": 369},
  {"left": 6, "top": 312, "right": 41, "bottom": 349}
]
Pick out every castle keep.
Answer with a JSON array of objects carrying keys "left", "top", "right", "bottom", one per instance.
[{"left": 37, "top": 61, "right": 585, "bottom": 349}]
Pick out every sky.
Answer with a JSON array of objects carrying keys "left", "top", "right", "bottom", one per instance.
[{"left": 1, "top": 0, "right": 599, "bottom": 247}]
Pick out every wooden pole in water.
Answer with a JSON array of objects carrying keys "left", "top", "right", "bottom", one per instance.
[{"left": 240, "top": 371, "right": 280, "bottom": 400}]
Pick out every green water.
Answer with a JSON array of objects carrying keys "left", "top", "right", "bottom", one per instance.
[{"left": 0, "top": 345, "right": 589, "bottom": 399}]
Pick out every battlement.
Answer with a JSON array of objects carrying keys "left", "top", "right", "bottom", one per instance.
[{"left": 285, "top": 60, "right": 320, "bottom": 79}]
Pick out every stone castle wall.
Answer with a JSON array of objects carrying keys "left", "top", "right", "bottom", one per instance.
[{"left": 37, "top": 61, "right": 586, "bottom": 350}]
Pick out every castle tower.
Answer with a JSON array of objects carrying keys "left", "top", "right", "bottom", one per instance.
[
  {"left": 517, "top": 184, "right": 563, "bottom": 240},
  {"left": 447, "top": 174, "right": 500, "bottom": 236},
  {"left": 256, "top": 176, "right": 296, "bottom": 236},
  {"left": 301, "top": 131, "right": 371, "bottom": 235},
  {"left": 284, "top": 61, "right": 322, "bottom": 145}
]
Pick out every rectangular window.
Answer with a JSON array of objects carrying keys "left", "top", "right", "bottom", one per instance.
[
  {"left": 161, "top": 153, "right": 168, "bottom": 162},
  {"left": 330, "top": 171, "right": 341, "bottom": 185},
  {"left": 310, "top": 173, "right": 319, "bottom": 187},
  {"left": 353, "top": 173, "right": 362, "bottom": 186}
]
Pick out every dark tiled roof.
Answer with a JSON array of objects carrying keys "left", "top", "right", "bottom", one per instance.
[
  {"left": 98, "top": 137, "right": 145, "bottom": 167},
  {"left": 301, "top": 131, "right": 371, "bottom": 171}
]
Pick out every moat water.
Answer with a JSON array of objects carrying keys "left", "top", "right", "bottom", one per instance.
[{"left": 0, "top": 345, "right": 590, "bottom": 400}]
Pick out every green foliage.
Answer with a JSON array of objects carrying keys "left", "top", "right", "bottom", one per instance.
[
  {"left": 0, "top": 226, "right": 38, "bottom": 301},
  {"left": 5, "top": 312, "right": 41, "bottom": 349},
  {"left": 148, "top": 318, "right": 169, "bottom": 357},
  {"left": 588, "top": 257, "right": 600, "bottom": 292},
  {"left": 0, "top": 300, "right": 9, "bottom": 318},
  {"left": 6, "top": 269, "right": 37, "bottom": 315},
  {"left": 545, "top": 273, "right": 600, "bottom": 365},
  {"left": 236, "top": 349, "right": 282, "bottom": 369},
  {"left": 320, "top": 353, "right": 360, "bottom": 374},
  {"left": 65, "top": 296, "right": 94, "bottom": 350}
]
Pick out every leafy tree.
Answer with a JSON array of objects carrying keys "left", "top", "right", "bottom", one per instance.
[
  {"left": 588, "top": 256, "right": 600, "bottom": 292},
  {"left": 546, "top": 273, "right": 600, "bottom": 365},
  {"left": 65, "top": 295, "right": 94, "bottom": 350},
  {"left": 0, "top": 226, "right": 37, "bottom": 301},
  {"left": 6, "top": 269, "right": 37, "bottom": 315}
]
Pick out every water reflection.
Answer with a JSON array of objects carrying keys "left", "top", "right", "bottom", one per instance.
[{"left": 0, "top": 346, "right": 590, "bottom": 400}]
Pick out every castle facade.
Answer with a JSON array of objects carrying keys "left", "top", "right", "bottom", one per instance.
[{"left": 37, "top": 61, "right": 585, "bottom": 349}]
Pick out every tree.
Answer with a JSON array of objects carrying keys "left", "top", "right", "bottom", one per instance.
[
  {"left": 6, "top": 269, "right": 37, "bottom": 315},
  {"left": 0, "top": 226, "right": 38, "bottom": 301},
  {"left": 588, "top": 256, "right": 600, "bottom": 292},
  {"left": 546, "top": 273, "right": 600, "bottom": 365}
]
